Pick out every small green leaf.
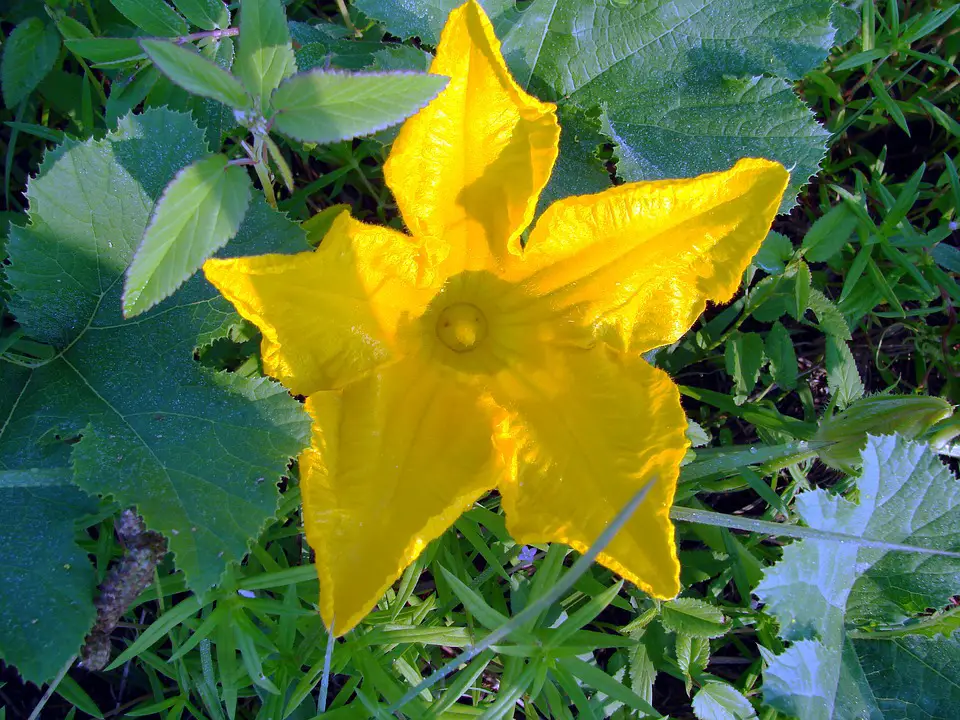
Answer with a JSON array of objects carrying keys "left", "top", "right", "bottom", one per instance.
[
  {"left": 55, "top": 15, "right": 94, "bottom": 41},
  {"left": 801, "top": 203, "right": 858, "bottom": 263},
  {"left": 825, "top": 336, "right": 864, "bottom": 409},
  {"left": 110, "top": 0, "right": 189, "bottom": 37},
  {"left": 918, "top": 96, "right": 960, "bottom": 138},
  {"left": 676, "top": 634, "right": 710, "bottom": 694},
  {"left": 3, "top": 109, "right": 310, "bottom": 595},
  {"left": 661, "top": 598, "right": 728, "bottom": 639},
  {"left": 2, "top": 18, "right": 61, "bottom": 108},
  {"left": 725, "top": 332, "right": 765, "bottom": 403},
  {"left": 808, "top": 288, "right": 851, "bottom": 340},
  {"left": 867, "top": 75, "right": 910, "bottom": 137},
  {"left": 438, "top": 567, "right": 511, "bottom": 633},
  {"left": 692, "top": 680, "right": 757, "bottom": 720},
  {"left": 66, "top": 38, "right": 145, "bottom": 65},
  {"left": 878, "top": 164, "right": 925, "bottom": 236},
  {"left": 765, "top": 321, "right": 798, "bottom": 390},
  {"left": 124, "top": 154, "right": 252, "bottom": 317},
  {"left": 303, "top": 204, "right": 350, "bottom": 246},
  {"left": 142, "top": 39, "right": 251, "bottom": 109},
  {"left": 0, "top": 468, "right": 98, "bottom": 685},
  {"left": 270, "top": 71, "right": 448, "bottom": 144},
  {"left": 932, "top": 243, "right": 960, "bottom": 274},
  {"left": 106, "top": 68, "right": 160, "bottom": 129},
  {"left": 236, "top": 0, "right": 297, "bottom": 103},
  {"left": 752, "top": 231, "right": 793, "bottom": 274},
  {"left": 866, "top": 256, "right": 906, "bottom": 317},
  {"left": 172, "top": 0, "right": 230, "bottom": 30},
  {"left": 758, "top": 436, "right": 960, "bottom": 718}
]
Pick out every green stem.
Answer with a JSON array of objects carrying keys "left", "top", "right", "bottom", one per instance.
[
  {"left": 79, "top": 0, "right": 100, "bottom": 35},
  {"left": 670, "top": 505, "right": 960, "bottom": 558},
  {"left": 250, "top": 135, "right": 277, "bottom": 208},
  {"left": 27, "top": 654, "right": 75, "bottom": 720},
  {"left": 174, "top": 27, "right": 239, "bottom": 45},
  {"left": 847, "top": 606, "right": 960, "bottom": 639}
]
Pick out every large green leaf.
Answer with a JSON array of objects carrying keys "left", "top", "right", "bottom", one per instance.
[
  {"left": 353, "top": 0, "right": 833, "bottom": 210},
  {"left": 763, "top": 634, "right": 960, "bottom": 720},
  {"left": 270, "top": 71, "right": 448, "bottom": 144},
  {"left": 123, "top": 153, "right": 252, "bottom": 317},
  {"left": 2, "top": 109, "right": 311, "bottom": 595},
  {"left": 755, "top": 435, "right": 960, "bottom": 718},
  {"left": 0, "top": 468, "right": 98, "bottom": 685}
]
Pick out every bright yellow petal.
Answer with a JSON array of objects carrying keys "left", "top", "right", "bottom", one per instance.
[
  {"left": 492, "top": 344, "right": 688, "bottom": 598},
  {"left": 384, "top": 0, "right": 560, "bottom": 274},
  {"left": 301, "top": 356, "right": 498, "bottom": 636},
  {"left": 513, "top": 158, "right": 789, "bottom": 352},
  {"left": 203, "top": 213, "right": 434, "bottom": 396}
]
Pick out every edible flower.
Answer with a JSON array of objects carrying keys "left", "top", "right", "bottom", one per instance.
[{"left": 204, "top": 0, "right": 789, "bottom": 635}]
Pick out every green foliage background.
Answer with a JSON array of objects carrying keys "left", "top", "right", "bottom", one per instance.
[{"left": 0, "top": 0, "right": 959, "bottom": 718}]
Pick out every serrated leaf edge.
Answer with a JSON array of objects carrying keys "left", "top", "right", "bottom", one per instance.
[{"left": 269, "top": 69, "right": 449, "bottom": 144}]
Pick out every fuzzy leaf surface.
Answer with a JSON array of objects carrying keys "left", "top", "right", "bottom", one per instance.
[
  {"left": 123, "top": 153, "right": 252, "bottom": 317},
  {"left": 0, "top": 468, "right": 98, "bottom": 685},
  {"left": 270, "top": 71, "right": 448, "bottom": 144},
  {"left": 354, "top": 0, "right": 833, "bottom": 209},
  {"left": 2, "top": 109, "right": 311, "bottom": 595}
]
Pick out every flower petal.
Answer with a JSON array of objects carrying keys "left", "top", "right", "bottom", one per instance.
[
  {"left": 514, "top": 158, "right": 789, "bottom": 352},
  {"left": 493, "top": 344, "right": 687, "bottom": 599},
  {"left": 301, "top": 357, "right": 498, "bottom": 635},
  {"left": 384, "top": 0, "right": 560, "bottom": 274},
  {"left": 203, "top": 213, "right": 433, "bottom": 395}
]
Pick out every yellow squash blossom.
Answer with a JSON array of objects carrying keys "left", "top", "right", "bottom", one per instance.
[{"left": 204, "top": 0, "right": 789, "bottom": 635}]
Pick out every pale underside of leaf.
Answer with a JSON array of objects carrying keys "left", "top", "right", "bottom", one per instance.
[{"left": 756, "top": 435, "right": 960, "bottom": 718}]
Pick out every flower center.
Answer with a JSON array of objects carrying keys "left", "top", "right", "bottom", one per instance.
[{"left": 436, "top": 303, "right": 487, "bottom": 353}]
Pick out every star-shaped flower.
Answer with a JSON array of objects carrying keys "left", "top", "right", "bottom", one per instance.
[{"left": 204, "top": 0, "right": 788, "bottom": 635}]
